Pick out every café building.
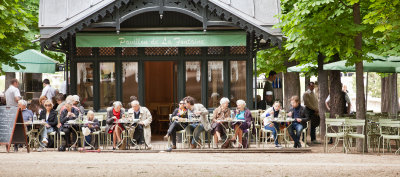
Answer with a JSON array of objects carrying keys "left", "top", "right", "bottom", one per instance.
[{"left": 38, "top": 0, "right": 282, "bottom": 115}]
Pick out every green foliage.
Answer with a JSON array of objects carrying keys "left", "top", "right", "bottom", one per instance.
[
  {"left": 363, "top": 0, "right": 400, "bottom": 56},
  {"left": 0, "top": 0, "right": 64, "bottom": 73},
  {"left": 256, "top": 46, "right": 288, "bottom": 76},
  {"left": 276, "top": 0, "right": 375, "bottom": 67},
  {"left": 0, "top": 0, "right": 37, "bottom": 70}
]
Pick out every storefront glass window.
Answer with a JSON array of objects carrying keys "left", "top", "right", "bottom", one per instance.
[
  {"left": 207, "top": 61, "right": 224, "bottom": 108},
  {"left": 185, "top": 61, "right": 201, "bottom": 103},
  {"left": 230, "top": 61, "right": 246, "bottom": 107},
  {"left": 100, "top": 62, "right": 116, "bottom": 109},
  {"left": 122, "top": 62, "right": 139, "bottom": 108},
  {"left": 77, "top": 63, "right": 94, "bottom": 109}
]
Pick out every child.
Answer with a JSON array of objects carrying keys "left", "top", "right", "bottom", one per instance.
[{"left": 261, "top": 101, "right": 283, "bottom": 148}]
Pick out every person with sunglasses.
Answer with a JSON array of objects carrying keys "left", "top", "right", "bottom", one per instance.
[
  {"left": 38, "top": 100, "right": 58, "bottom": 152},
  {"left": 163, "top": 100, "right": 188, "bottom": 149}
]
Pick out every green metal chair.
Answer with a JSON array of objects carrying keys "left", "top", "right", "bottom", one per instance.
[
  {"left": 250, "top": 110, "right": 260, "bottom": 147},
  {"left": 325, "top": 118, "right": 346, "bottom": 153},
  {"left": 345, "top": 119, "right": 366, "bottom": 154},
  {"left": 378, "top": 120, "right": 400, "bottom": 154}
]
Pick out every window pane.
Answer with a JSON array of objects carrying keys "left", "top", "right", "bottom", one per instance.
[
  {"left": 186, "top": 61, "right": 201, "bottom": 103},
  {"left": 122, "top": 62, "right": 138, "bottom": 108},
  {"left": 230, "top": 61, "right": 246, "bottom": 107},
  {"left": 208, "top": 61, "right": 224, "bottom": 108},
  {"left": 100, "top": 62, "right": 116, "bottom": 109},
  {"left": 77, "top": 63, "right": 94, "bottom": 109}
]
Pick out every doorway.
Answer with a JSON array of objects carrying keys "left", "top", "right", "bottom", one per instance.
[{"left": 144, "top": 61, "right": 177, "bottom": 135}]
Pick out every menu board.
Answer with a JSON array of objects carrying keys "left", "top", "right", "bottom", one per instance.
[{"left": 0, "top": 106, "right": 29, "bottom": 152}]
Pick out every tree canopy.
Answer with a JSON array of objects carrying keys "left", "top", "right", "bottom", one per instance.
[
  {"left": 0, "top": 0, "right": 64, "bottom": 72},
  {"left": 257, "top": 0, "right": 399, "bottom": 75}
]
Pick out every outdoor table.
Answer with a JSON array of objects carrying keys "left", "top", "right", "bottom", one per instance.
[
  {"left": 23, "top": 120, "right": 46, "bottom": 149},
  {"left": 215, "top": 119, "right": 245, "bottom": 148},
  {"left": 66, "top": 120, "right": 94, "bottom": 149},
  {"left": 114, "top": 118, "right": 140, "bottom": 149},
  {"left": 174, "top": 119, "right": 201, "bottom": 148},
  {"left": 271, "top": 118, "right": 295, "bottom": 148}
]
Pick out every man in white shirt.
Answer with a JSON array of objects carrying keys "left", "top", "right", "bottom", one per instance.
[
  {"left": 59, "top": 80, "right": 66, "bottom": 95},
  {"left": 5, "top": 79, "right": 21, "bottom": 107},
  {"left": 41, "top": 79, "right": 56, "bottom": 100},
  {"left": 325, "top": 84, "right": 351, "bottom": 114}
]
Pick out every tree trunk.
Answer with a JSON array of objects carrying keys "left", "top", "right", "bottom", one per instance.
[
  {"left": 329, "top": 69, "right": 345, "bottom": 117},
  {"left": 305, "top": 76, "right": 310, "bottom": 91},
  {"left": 381, "top": 74, "right": 398, "bottom": 116},
  {"left": 381, "top": 76, "right": 388, "bottom": 112},
  {"left": 388, "top": 74, "right": 398, "bottom": 116},
  {"left": 317, "top": 54, "right": 328, "bottom": 138},
  {"left": 283, "top": 72, "right": 300, "bottom": 111},
  {"left": 353, "top": 3, "right": 367, "bottom": 152}
]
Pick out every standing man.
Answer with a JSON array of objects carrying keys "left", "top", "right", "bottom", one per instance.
[
  {"left": 41, "top": 79, "right": 56, "bottom": 100},
  {"left": 5, "top": 79, "right": 21, "bottom": 107},
  {"left": 263, "top": 71, "right": 277, "bottom": 103},
  {"left": 303, "top": 82, "right": 320, "bottom": 144}
]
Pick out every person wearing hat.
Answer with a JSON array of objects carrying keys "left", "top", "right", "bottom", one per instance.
[
  {"left": 72, "top": 95, "right": 85, "bottom": 116},
  {"left": 257, "top": 91, "right": 274, "bottom": 110},
  {"left": 262, "top": 71, "right": 276, "bottom": 102}
]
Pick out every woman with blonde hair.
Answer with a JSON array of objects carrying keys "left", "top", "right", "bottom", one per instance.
[
  {"left": 38, "top": 99, "right": 58, "bottom": 151},
  {"left": 38, "top": 95, "right": 48, "bottom": 114}
]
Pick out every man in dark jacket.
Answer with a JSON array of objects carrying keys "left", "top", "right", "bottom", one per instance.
[{"left": 287, "top": 96, "right": 308, "bottom": 148}]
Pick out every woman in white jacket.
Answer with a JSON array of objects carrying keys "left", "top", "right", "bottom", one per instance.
[{"left": 261, "top": 101, "right": 283, "bottom": 148}]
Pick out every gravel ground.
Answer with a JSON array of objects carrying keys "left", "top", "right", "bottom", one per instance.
[{"left": 1, "top": 151, "right": 399, "bottom": 177}]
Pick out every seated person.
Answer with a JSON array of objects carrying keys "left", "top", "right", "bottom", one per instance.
[
  {"left": 37, "top": 99, "right": 58, "bottom": 152},
  {"left": 60, "top": 101, "right": 79, "bottom": 150},
  {"left": 183, "top": 96, "right": 210, "bottom": 149},
  {"left": 106, "top": 101, "right": 125, "bottom": 150},
  {"left": 128, "top": 100, "right": 152, "bottom": 150},
  {"left": 211, "top": 97, "right": 231, "bottom": 148},
  {"left": 261, "top": 101, "right": 283, "bottom": 148},
  {"left": 15, "top": 100, "right": 34, "bottom": 152},
  {"left": 229, "top": 100, "right": 252, "bottom": 148},
  {"left": 287, "top": 96, "right": 307, "bottom": 148},
  {"left": 19, "top": 100, "right": 34, "bottom": 122},
  {"left": 84, "top": 110, "right": 100, "bottom": 149},
  {"left": 163, "top": 99, "right": 188, "bottom": 149}
]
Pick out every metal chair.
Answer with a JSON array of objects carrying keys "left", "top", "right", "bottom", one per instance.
[
  {"left": 325, "top": 118, "right": 346, "bottom": 153},
  {"left": 378, "top": 120, "right": 400, "bottom": 154},
  {"left": 345, "top": 119, "right": 366, "bottom": 154},
  {"left": 250, "top": 110, "right": 260, "bottom": 146}
]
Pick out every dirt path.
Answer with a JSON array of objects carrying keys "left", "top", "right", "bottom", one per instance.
[{"left": 1, "top": 152, "right": 399, "bottom": 177}]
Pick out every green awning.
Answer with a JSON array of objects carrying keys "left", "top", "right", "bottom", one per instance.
[
  {"left": 323, "top": 53, "right": 400, "bottom": 73},
  {"left": 323, "top": 60, "right": 400, "bottom": 73},
  {"left": 76, "top": 31, "right": 247, "bottom": 47},
  {"left": 2, "top": 49, "right": 58, "bottom": 73},
  {"left": 287, "top": 63, "right": 317, "bottom": 72}
]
